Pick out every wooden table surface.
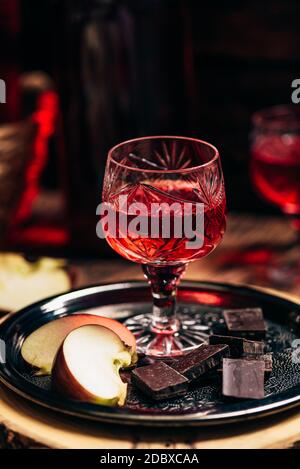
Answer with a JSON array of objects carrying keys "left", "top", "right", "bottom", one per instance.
[
  {"left": 1, "top": 213, "right": 300, "bottom": 449},
  {"left": 72, "top": 213, "right": 300, "bottom": 294}
]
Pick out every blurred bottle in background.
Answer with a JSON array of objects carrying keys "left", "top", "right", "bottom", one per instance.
[
  {"left": 54, "top": 0, "right": 197, "bottom": 255},
  {"left": 0, "top": 0, "right": 62, "bottom": 251},
  {"left": 0, "top": 0, "right": 26, "bottom": 247}
]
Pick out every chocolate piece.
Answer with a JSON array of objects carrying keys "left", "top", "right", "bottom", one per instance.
[
  {"left": 243, "top": 339, "right": 265, "bottom": 355},
  {"left": 170, "top": 344, "right": 229, "bottom": 381},
  {"left": 222, "top": 358, "right": 265, "bottom": 399},
  {"left": 209, "top": 334, "right": 265, "bottom": 358},
  {"left": 131, "top": 361, "right": 188, "bottom": 400},
  {"left": 223, "top": 308, "right": 266, "bottom": 339},
  {"left": 243, "top": 353, "right": 273, "bottom": 374}
]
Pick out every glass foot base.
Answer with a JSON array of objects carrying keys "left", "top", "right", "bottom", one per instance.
[{"left": 125, "top": 312, "right": 210, "bottom": 357}]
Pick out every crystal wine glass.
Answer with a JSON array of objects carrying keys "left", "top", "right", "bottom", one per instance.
[
  {"left": 250, "top": 106, "right": 300, "bottom": 284},
  {"left": 251, "top": 105, "right": 300, "bottom": 227},
  {"left": 101, "top": 136, "right": 226, "bottom": 357}
]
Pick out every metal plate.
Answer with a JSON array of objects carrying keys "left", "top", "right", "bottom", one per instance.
[{"left": 0, "top": 281, "right": 300, "bottom": 427}]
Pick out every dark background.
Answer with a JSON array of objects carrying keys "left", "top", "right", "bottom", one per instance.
[{"left": 1, "top": 0, "right": 300, "bottom": 254}]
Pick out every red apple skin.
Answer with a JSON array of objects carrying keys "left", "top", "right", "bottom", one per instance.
[
  {"left": 22, "top": 313, "right": 137, "bottom": 375},
  {"left": 52, "top": 345, "right": 120, "bottom": 406},
  {"left": 60, "top": 314, "right": 137, "bottom": 362}
]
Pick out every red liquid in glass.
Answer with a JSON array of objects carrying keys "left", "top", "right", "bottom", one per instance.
[
  {"left": 103, "top": 181, "right": 226, "bottom": 264},
  {"left": 251, "top": 135, "right": 300, "bottom": 215}
]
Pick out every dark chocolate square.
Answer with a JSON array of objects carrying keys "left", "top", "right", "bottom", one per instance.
[
  {"left": 223, "top": 308, "right": 266, "bottom": 338},
  {"left": 222, "top": 358, "right": 265, "bottom": 399},
  {"left": 170, "top": 344, "right": 229, "bottom": 381},
  {"left": 131, "top": 361, "right": 188, "bottom": 400}
]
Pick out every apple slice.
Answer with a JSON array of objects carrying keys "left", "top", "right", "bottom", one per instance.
[
  {"left": 0, "top": 254, "right": 70, "bottom": 312},
  {"left": 52, "top": 325, "right": 131, "bottom": 406},
  {"left": 21, "top": 314, "right": 137, "bottom": 375}
]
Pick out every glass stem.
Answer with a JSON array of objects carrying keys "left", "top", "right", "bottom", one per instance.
[{"left": 142, "top": 264, "right": 187, "bottom": 334}]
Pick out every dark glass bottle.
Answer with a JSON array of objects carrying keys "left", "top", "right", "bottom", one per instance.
[{"left": 54, "top": 0, "right": 196, "bottom": 256}]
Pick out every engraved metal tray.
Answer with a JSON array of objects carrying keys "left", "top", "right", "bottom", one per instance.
[{"left": 0, "top": 281, "right": 300, "bottom": 427}]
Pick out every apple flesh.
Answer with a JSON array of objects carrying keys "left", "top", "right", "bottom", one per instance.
[
  {"left": 52, "top": 325, "right": 132, "bottom": 406},
  {"left": 21, "top": 314, "right": 137, "bottom": 375}
]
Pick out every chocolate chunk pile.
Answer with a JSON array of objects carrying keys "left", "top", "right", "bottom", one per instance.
[{"left": 131, "top": 307, "right": 272, "bottom": 401}]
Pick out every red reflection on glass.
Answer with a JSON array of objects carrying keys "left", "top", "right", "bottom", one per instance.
[
  {"left": 251, "top": 134, "right": 300, "bottom": 216},
  {"left": 9, "top": 226, "right": 69, "bottom": 247},
  {"left": 221, "top": 248, "right": 274, "bottom": 267},
  {"left": 178, "top": 290, "right": 223, "bottom": 306},
  {"left": 14, "top": 91, "right": 59, "bottom": 222}
]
